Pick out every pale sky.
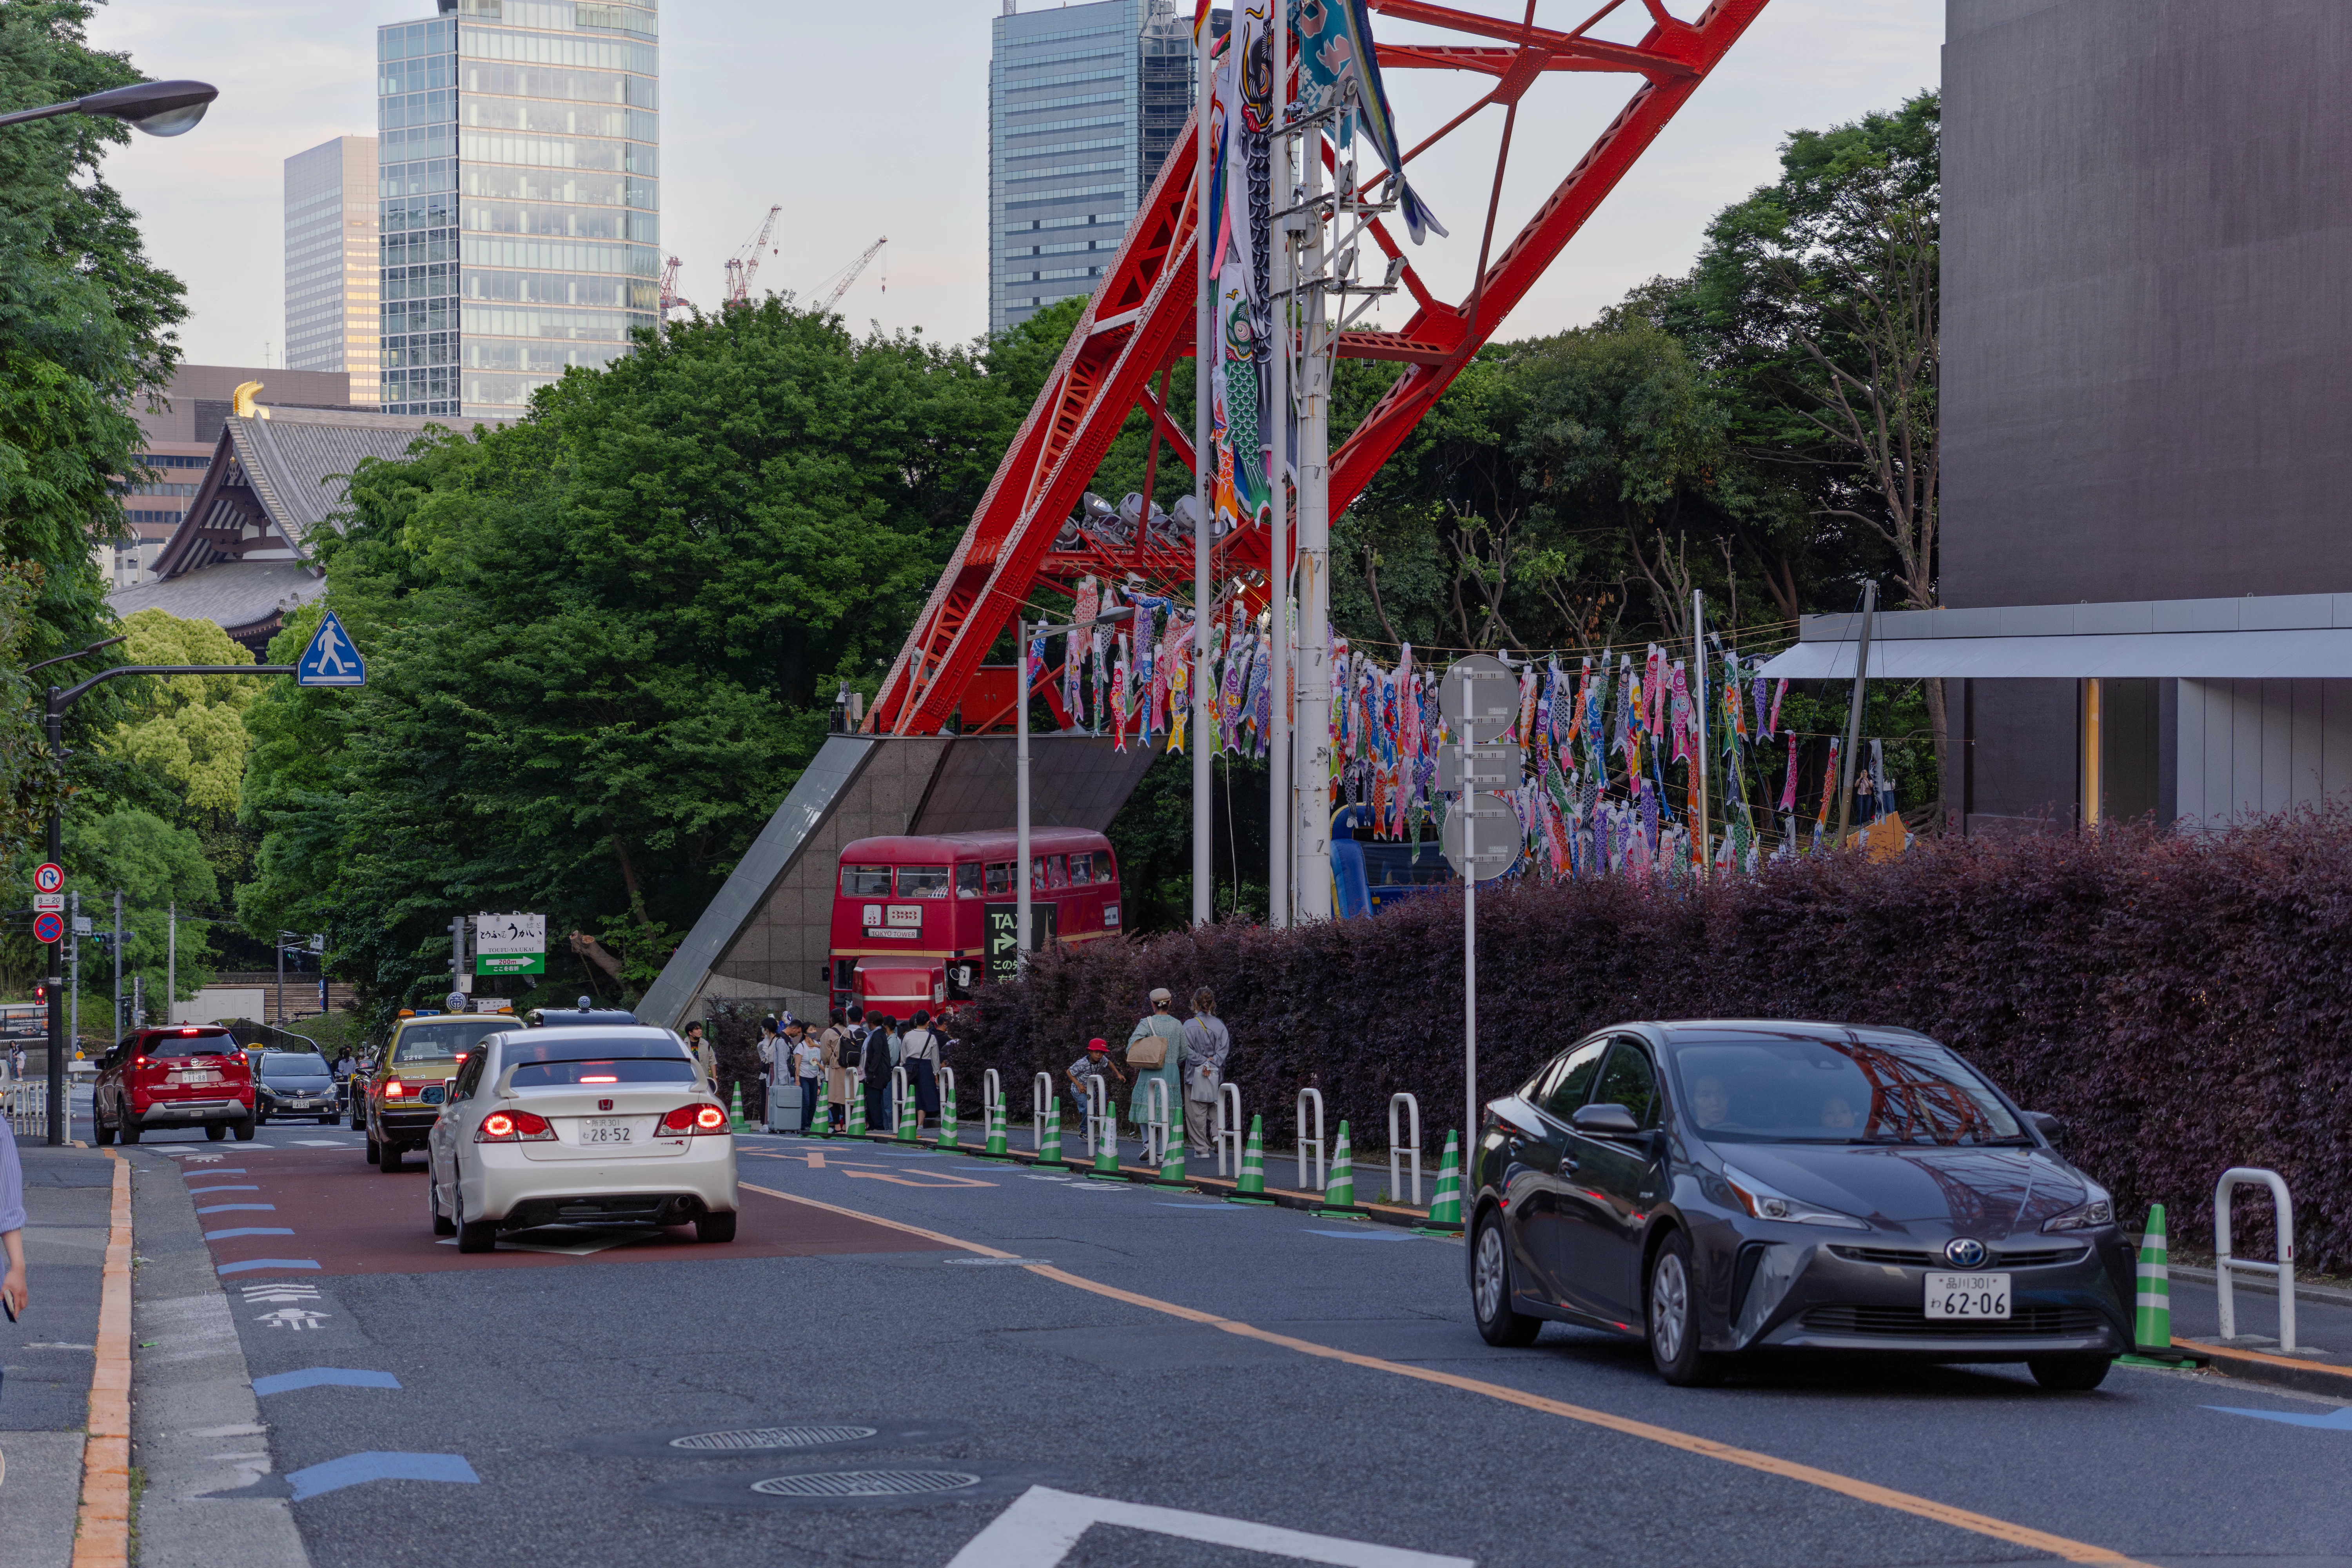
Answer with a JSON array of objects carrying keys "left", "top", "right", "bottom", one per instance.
[{"left": 84, "top": 0, "right": 1943, "bottom": 368}]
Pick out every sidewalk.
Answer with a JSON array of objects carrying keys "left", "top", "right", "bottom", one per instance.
[
  {"left": 2162, "top": 1264, "right": 2352, "bottom": 1397},
  {"left": 0, "top": 1143, "right": 113, "bottom": 1568}
]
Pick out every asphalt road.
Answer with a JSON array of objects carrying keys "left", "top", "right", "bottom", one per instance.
[{"left": 111, "top": 1122, "right": 2352, "bottom": 1568}]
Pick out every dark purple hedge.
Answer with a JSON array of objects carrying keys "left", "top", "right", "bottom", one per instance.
[{"left": 956, "top": 808, "right": 2352, "bottom": 1271}]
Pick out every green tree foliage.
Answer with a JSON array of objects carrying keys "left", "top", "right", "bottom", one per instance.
[
  {"left": 65, "top": 805, "right": 214, "bottom": 1012},
  {"left": 104, "top": 609, "right": 258, "bottom": 813},
  {"left": 0, "top": 0, "right": 184, "bottom": 679},
  {"left": 240, "top": 302, "right": 1039, "bottom": 1015}
]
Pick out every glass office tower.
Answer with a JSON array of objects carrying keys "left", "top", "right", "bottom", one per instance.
[
  {"left": 377, "top": 0, "right": 660, "bottom": 420},
  {"left": 284, "top": 136, "right": 381, "bottom": 403},
  {"left": 988, "top": 0, "right": 1204, "bottom": 335}
]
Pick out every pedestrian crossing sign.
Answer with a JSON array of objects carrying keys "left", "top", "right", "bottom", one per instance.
[{"left": 296, "top": 610, "right": 366, "bottom": 688}]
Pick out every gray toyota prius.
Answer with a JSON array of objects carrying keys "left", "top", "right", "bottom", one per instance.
[{"left": 1466, "top": 1021, "right": 2132, "bottom": 1389}]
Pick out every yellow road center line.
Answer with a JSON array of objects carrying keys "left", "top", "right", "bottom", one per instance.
[
  {"left": 745, "top": 1181, "right": 2156, "bottom": 1567},
  {"left": 73, "top": 1149, "right": 134, "bottom": 1568}
]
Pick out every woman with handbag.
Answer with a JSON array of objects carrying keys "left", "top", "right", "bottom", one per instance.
[{"left": 1123, "top": 986, "right": 1186, "bottom": 1168}]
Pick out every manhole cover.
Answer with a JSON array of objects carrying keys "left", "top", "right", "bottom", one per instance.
[
  {"left": 670, "top": 1425, "right": 878, "bottom": 1452},
  {"left": 751, "top": 1470, "right": 981, "bottom": 1499}
]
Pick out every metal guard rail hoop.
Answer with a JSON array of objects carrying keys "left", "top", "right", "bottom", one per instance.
[
  {"left": 2215, "top": 1166, "right": 2298, "bottom": 1352},
  {"left": 1143, "top": 1077, "right": 1170, "bottom": 1165},
  {"left": 1086, "top": 1072, "right": 1109, "bottom": 1158},
  {"left": 1296, "top": 1086, "right": 1326, "bottom": 1193},
  {"left": 1033, "top": 1071, "right": 1054, "bottom": 1153},
  {"left": 1217, "top": 1082, "right": 1243, "bottom": 1178},
  {"left": 1389, "top": 1092, "right": 1423, "bottom": 1208}
]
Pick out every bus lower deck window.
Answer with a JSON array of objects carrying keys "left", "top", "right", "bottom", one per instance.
[
  {"left": 956, "top": 863, "right": 983, "bottom": 897},
  {"left": 1069, "top": 853, "right": 1093, "bottom": 885},
  {"left": 984, "top": 862, "right": 1014, "bottom": 895}
]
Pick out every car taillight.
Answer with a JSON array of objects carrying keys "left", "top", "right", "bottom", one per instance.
[
  {"left": 383, "top": 1079, "right": 406, "bottom": 1098},
  {"left": 657, "top": 1102, "right": 729, "bottom": 1136},
  {"left": 475, "top": 1109, "right": 555, "bottom": 1143}
]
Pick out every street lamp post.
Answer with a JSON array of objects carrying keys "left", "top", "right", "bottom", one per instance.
[
  {"left": 0, "top": 79, "right": 217, "bottom": 136},
  {"left": 1016, "top": 605, "right": 1133, "bottom": 973}
]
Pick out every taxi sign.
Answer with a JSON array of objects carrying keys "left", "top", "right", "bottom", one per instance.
[
  {"left": 296, "top": 609, "right": 366, "bottom": 688},
  {"left": 32, "top": 911, "right": 63, "bottom": 944},
  {"left": 33, "top": 862, "right": 62, "bottom": 894}
]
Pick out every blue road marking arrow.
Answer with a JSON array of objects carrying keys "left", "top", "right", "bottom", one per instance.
[
  {"left": 217, "top": 1259, "right": 321, "bottom": 1275},
  {"left": 286, "top": 1451, "right": 477, "bottom": 1501},
  {"left": 196, "top": 1203, "right": 275, "bottom": 1214},
  {"left": 296, "top": 608, "right": 366, "bottom": 687},
  {"left": 205, "top": 1227, "right": 295, "bottom": 1241},
  {"left": 253, "top": 1368, "right": 402, "bottom": 1397},
  {"left": 2204, "top": 1405, "right": 2352, "bottom": 1430}
]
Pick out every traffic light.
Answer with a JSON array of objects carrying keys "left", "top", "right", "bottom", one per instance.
[{"left": 33, "top": 984, "right": 45, "bottom": 1002}]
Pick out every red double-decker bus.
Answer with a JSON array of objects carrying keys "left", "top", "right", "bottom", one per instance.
[{"left": 828, "top": 829, "right": 1123, "bottom": 1014}]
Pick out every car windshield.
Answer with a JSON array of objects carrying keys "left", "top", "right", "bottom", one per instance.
[
  {"left": 261, "top": 1053, "right": 330, "bottom": 1078},
  {"left": 392, "top": 1020, "right": 507, "bottom": 1063},
  {"left": 1670, "top": 1034, "right": 2026, "bottom": 1146}
]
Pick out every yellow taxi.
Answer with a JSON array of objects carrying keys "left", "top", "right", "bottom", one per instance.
[{"left": 365, "top": 1007, "right": 516, "bottom": 1173}]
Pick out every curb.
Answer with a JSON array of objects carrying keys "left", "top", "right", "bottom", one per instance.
[
  {"left": 73, "top": 1149, "right": 133, "bottom": 1568},
  {"left": 2174, "top": 1336, "right": 2352, "bottom": 1398}
]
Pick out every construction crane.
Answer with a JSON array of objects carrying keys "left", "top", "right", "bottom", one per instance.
[
  {"left": 815, "top": 236, "right": 887, "bottom": 314},
  {"left": 657, "top": 255, "right": 688, "bottom": 320},
  {"left": 722, "top": 204, "right": 783, "bottom": 307}
]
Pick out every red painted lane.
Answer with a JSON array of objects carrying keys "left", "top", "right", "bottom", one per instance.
[{"left": 174, "top": 1145, "right": 948, "bottom": 1277}]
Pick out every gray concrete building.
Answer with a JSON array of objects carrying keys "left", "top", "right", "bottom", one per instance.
[
  {"left": 1782, "top": 2, "right": 2352, "bottom": 835},
  {"left": 283, "top": 136, "right": 381, "bottom": 404}
]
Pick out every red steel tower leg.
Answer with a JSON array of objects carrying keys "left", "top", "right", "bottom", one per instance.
[{"left": 871, "top": 0, "right": 1772, "bottom": 737}]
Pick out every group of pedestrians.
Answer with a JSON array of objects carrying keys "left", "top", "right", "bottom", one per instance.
[
  {"left": 708, "top": 982, "right": 1232, "bottom": 1161},
  {"left": 1064, "top": 985, "right": 1230, "bottom": 1165}
]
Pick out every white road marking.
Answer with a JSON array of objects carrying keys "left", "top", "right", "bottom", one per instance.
[{"left": 946, "top": 1486, "right": 1474, "bottom": 1568}]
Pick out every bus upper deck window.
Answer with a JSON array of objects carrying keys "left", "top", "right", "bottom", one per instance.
[
  {"left": 956, "top": 863, "right": 982, "bottom": 897},
  {"left": 898, "top": 865, "right": 950, "bottom": 898},
  {"left": 842, "top": 864, "right": 891, "bottom": 897},
  {"left": 984, "top": 862, "right": 1014, "bottom": 895},
  {"left": 1068, "top": 853, "right": 1093, "bottom": 886}
]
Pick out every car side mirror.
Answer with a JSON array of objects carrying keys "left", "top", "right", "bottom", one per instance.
[
  {"left": 2026, "top": 1111, "right": 2065, "bottom": 1145},
  {"left": 1572, "top": 1103, "right": 1641, "bottom": 1138}
]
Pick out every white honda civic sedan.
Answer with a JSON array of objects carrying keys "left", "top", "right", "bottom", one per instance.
[{"left": 424, "top": 1024, "right": 739, "bottom": 1252}]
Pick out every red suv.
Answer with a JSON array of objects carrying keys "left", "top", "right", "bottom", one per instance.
[{"left": 93, "top": 1027, "right": 257, "bottom": 1144}]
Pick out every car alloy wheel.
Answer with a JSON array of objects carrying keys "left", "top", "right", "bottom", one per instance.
[
  {"left": 1646, "top": 1230, "right": 1722, "bottom": 1387},
  {"left": 454, "top": 1181, "right": 497, "bottom": 1254},
  {"left": 1471, "top": 1212, "right": 1540, "bottom": 1348}
]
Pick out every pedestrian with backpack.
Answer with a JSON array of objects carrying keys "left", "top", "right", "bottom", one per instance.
[{"left": 860, "top": 1013, "right": 895, "bottom": 1134}]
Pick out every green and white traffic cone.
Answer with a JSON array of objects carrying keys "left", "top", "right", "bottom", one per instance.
[
  {"left": 2120, "top": 1203, "right": 2195, "bottom": 1368},
  {"left": 1317, "top": 1121, "right": 1358, "bottom": 1216},
  {"left": 981, "top": 1094, "right": 1010, "bottom": 1160},
  {"left": 847, "top": 1087, "right": 867, "bottom": 1139},
  {"left": 1419, "top": 1129, "right": 1464, "bottom": 1234},
  {"left": 1227, "top": 1114, "right": 1273, "bottom": 1204},
  {"left": 898, "top": 1080, "right": 919, "bottom": 1143},
  {"left": 729, "top": 1084, "right": 748, "bottom": 1132},
  {"left": 1156, "top": 1104, "right": 1189, "bottom": 1187},
  {"left": 1090, "top": 1099, "right": 1125, "bottom": 1179},
  {"left": 1040, "top": 1111, "right": 1062, "bottom": 1167},
  {"left": 939, "top": 1081, "right": 960, "bottom": 1150}
]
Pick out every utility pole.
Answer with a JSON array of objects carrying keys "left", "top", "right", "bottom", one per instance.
[
  {"left": 1191, "top": 7, "right": 1214, "bottom": 929},
  {"left": 1015, "top": 613, "right": 1031, "bottom": 969},
  {"left": 111, "top": 889, "right": 123, "bottom": 1040},
  {"left": 1266, "top": 0, "right": 1290, "bottom": 929},
  {"left": 1692, "top": 591, "right": 1708, "bottom": 876},
  {"left": 1837, "top": 580, "right": 1879, "bottom": 843},
  {"left": 67, "top": 889, "right": 79, "bottom": 1053},
  {"left": 1290, "top": 59, "right": 1333, "bottom": 925},
  {"left": 276, "top": 929, "right": 286, "bottom": 1028},
  {"left": 166, "top": 900, "right": 176, "bottom": 1025}
]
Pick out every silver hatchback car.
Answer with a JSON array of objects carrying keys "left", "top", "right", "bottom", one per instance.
[{"left": 425, "top": 1025, "right": 739, "bottom": 1253}]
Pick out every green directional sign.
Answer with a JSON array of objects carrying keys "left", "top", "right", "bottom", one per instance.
[{"left": 476, "top": 953, "right": 546, "bottom": 976}]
